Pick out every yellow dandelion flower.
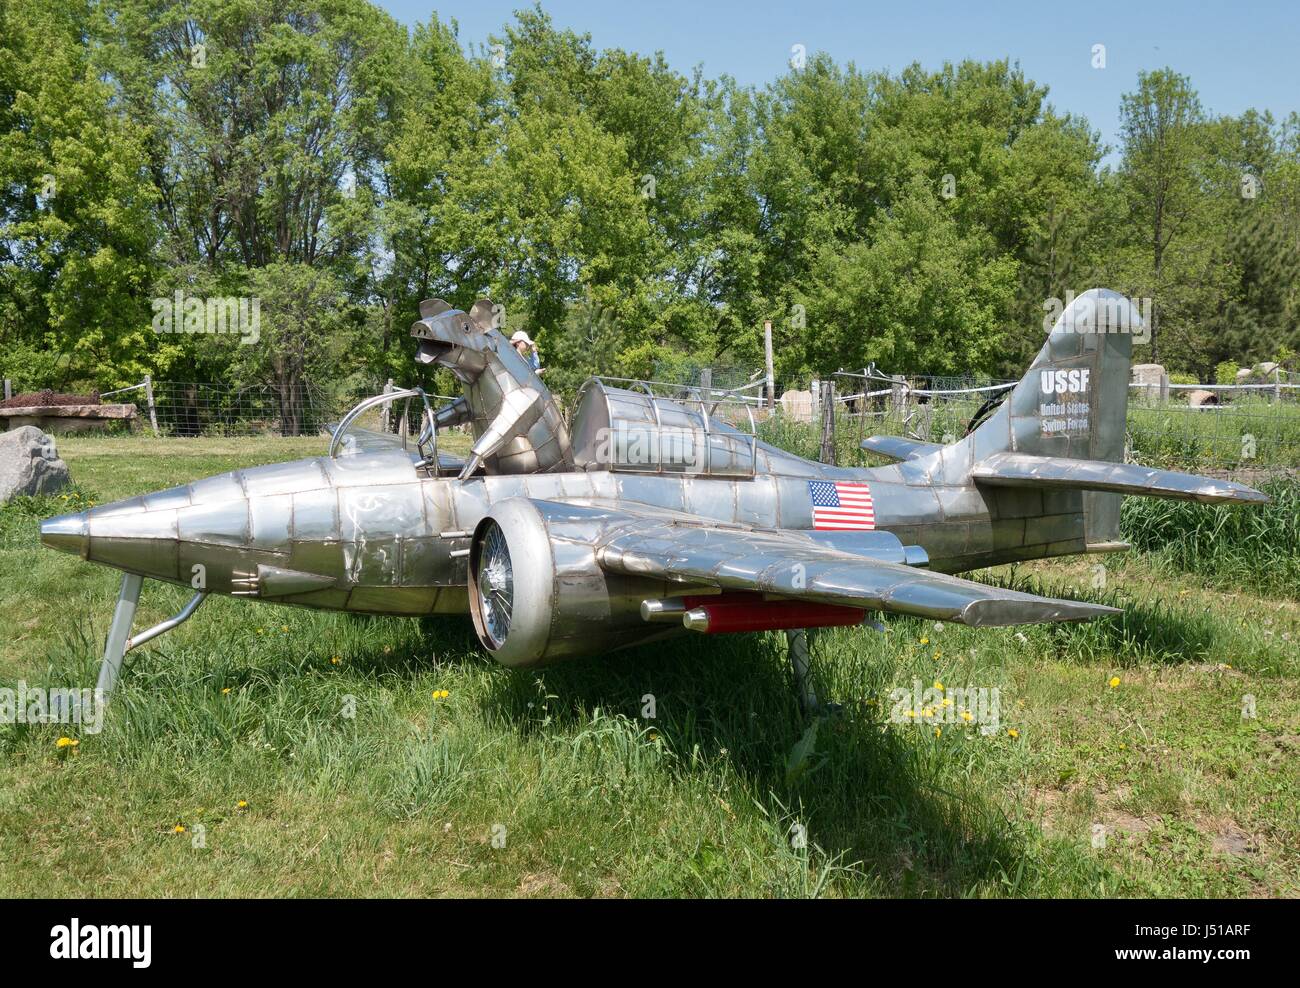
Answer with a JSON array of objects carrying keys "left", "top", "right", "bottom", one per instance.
[
  {"left": 432, "top": 689, "right": 449, "bottom": 699},
  {"left": 921, "top": 706, "right": 935, "bottom": 718},
  {"left": 933, "top": 727, "right": 941, "bottom": 737},
  {"left": 904, "top": 709, "right": 916, "bottom": 718},
  {"left": 961, "top": 710, "right": 974, "bottom": 722},
  {"left": 941, "top": 697, "right": 954, "bottom": 707},
  {"left": 221, "top": 687, "right": 231, "bottom": 695},
  {"left": 280, "top": 625, "right": 289, "bottom": 633},
  {"left": 256, "top": 627, "right": 264, "bottom": 635},
  {"left": 1007, "top": 728, "right": 1019, "bottom": 739},
  {"left": 173, "top": 824, "right": 186, "bottom": 834},
  {"left": 331, "top": 656, "right": 341, "bottom": 665},
  {"left": 55, "top": 737, "right": 78, "bottom": 748},
  {"left": 920, "top": 637, "right": 929, "bottom": 645},
  {"left": 236, "top": 800, "right": 248, "bottom": 810},
  {"left": 1108, "top": 676, "right": 1121, "bottom": 689},
  {"left": 933, "top": 680, "right": 943, "bottom": 690}
]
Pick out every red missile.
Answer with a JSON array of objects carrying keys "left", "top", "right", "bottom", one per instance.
[{"left": 681, "top": 599, "right": 866, "bottom": 634}]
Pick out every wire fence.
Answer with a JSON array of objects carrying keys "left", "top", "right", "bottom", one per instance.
[
  {"left": 72, "top": 369, "right": 1300, "bottom": 480},
  {"left": 98, "top": 379, "right": 360, "bottom": 437},
  {"left": 793, "top": 372, "right": 1300, "bottom": 481}
]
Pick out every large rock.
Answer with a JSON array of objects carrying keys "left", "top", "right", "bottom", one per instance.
[
  {"left": 0, "top": 426, "right": 71, "bottom": 503},
  {"left": 779, "top": 389, "right": 815, "bottom": 423},
  {"left": 1131, "top": 363, "right": 1169, "bottom": 402}
]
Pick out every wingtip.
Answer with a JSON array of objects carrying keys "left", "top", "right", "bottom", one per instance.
[{"left": 960, "top": 595, "right": 1121, "bottom": 627}]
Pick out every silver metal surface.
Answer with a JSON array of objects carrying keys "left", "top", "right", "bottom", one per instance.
[
  {"left": 39, "top": 287, "right": 1270, "bottom": 687},
  {"left": 97, "top": 573, "right": 142, "bottom": 698},
  {"left": 126, "top": 591, "right": 207, "bottom": 651}
]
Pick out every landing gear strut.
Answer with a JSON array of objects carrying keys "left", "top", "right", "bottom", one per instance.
[
  {"left": 785, "top": 627, "right": 822, "bottom": 715},
  {"left": 96, "top": 574, "right": 208, "bottom": 701},
  {"left": 785, "top": 616, "right": 885, "bottom": 717}
]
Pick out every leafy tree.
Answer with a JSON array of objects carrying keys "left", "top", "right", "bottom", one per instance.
[
  {"left": 1117, "top": 69, "right": 1208, "bottom": 363},
  {"left": 0, "top": 0, "right": 159, "bottom": 390}
]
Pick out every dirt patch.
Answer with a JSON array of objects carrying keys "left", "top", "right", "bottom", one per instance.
[
  {"left": 516, "top": 871, "right": 573, "bottom": 897},
  {"left": 0, "top": 389, "right": 100, "bottom": 409},
  {"left": 1211, "top": 825, "right": 1257, "bottom": 857}
]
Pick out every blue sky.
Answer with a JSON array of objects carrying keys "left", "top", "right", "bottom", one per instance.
[{"left": 376, "top": 0, "right": 1299, "bottom": 159}]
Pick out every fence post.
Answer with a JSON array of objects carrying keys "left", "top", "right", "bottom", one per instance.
[
  {"left": 1274, "top": 367, "right": 1282, "bottom": 404},
  {"left": 3, "top": 379, "right": 10, "bottom": 401},
  {"left": 699, "top": 367, "right": 712, "bottom": 401},
  {"left": 810, "top": 376, "right": 821, "bottom": 420},
  {"left": 143, "top": 374, "right": 160, "bottom": 437},
  {"left": 763, "top": 320, "right": 775, "bottom": 410},
  {"left": 380, "top": 378, "right": 394, "bottom": 433},
  {"left": 819, "top": 380, "right": 836, "bottom": 465}
]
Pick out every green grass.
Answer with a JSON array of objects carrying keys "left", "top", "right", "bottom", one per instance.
[
  {"left": 1120, "top": 477, "right": 1300, "bottom": 598},
  {"left": 0, "top": 436, "right": 1297, "bottom": 897}
]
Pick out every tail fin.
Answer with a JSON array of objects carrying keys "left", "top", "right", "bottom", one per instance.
[
  {"left": 978, "top": 288, "right": 1141, "bottom": 462},
  {"left": 958, "top": 289, "right": 1264, "bottom": 548},
  {"left": 966, "top": 288, "right": 1144, "bottom": 546}
]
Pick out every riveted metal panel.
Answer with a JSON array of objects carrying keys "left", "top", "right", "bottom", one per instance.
[
  {"left": 323, "top": 452, "right": 417, "bottom": 489},
  {"left": 94, "top": 537, "right": 179, "bottom": 581},
  {"left": 141, "top": 485, "right": 194, "bottom": 513},
  {"left": 346, "top": 585, "right": 437, "bottom": 614},
  {"left": 176, "top": 499, "right": 250, "bottom": 547},
  {"left": 241, "top": 458, "right": 330, "bottom": 496},
  {"left": 287, "top": 540, "right": 347, "bottom": 585},
  {"left": 338, "top": 484, "right": 426, "bottom": 542},
  {"left": 186, "top": 472, "right": 245, "bottom": 506},
  {"left": 344, "top": 538, "right": 398, "bottom": 586},
  {"left": 292, "top": 488, "right": 339, "bottom": 540},
  {"left": 249, "top": 494, "right": 293, "bottom": 551}
]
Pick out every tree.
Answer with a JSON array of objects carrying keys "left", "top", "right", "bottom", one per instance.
[
  {"left": 0, "top": 0, "right": 159, "bottom": 390},
  {"left": 1117, "top": 69, "right": 1207, "bottom": 362}
]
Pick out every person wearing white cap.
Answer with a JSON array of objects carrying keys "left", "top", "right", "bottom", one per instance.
[{"left": 510, "top": 330, "right": 542, "bottom": 374}]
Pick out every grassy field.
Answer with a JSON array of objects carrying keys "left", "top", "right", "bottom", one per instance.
[{"left": 0, "top": 435, "right": 1297, "bottom": 897}]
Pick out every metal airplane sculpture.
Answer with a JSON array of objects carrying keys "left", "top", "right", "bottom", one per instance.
[{"left": 41, "top": 289, "right": 1267, "bottom": 711}]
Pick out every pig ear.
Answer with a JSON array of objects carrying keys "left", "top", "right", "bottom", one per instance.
[
  {"left": 419, "top": 298, "right": 452, "bottom": 319},
  {"left": 467, "top": 298, "right": 500, "bottom": 334}
]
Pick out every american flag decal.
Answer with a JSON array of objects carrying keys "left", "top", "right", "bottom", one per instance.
[{"left": 808, "top": 481, "right": 875, "bottom": 530}]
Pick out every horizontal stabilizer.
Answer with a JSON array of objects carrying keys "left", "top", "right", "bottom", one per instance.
[
  {"left": 860, "top": 435, "right": 944, "bottom": 462},
  {"left": 971, "top": 453, "right": 1268, "bottom": 504}
]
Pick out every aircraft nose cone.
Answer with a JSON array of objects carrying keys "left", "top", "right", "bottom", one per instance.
[{"left": 40, "top": 511, "right": 89, "bottom": 556}]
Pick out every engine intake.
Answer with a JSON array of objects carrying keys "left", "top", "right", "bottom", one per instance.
[{"left": 467, "top": 498, "right": 672, "bottom": 667}]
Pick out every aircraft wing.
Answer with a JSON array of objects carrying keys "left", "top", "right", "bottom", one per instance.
[
  {"left": 590, "top": 511, "right": 1117, "bottom": 627},
  {"left": 971, "top": 452, "right": 1268, "bottom": 504},
  {"left": 860, "top": 435, "right": 944, "bottom": 462}
]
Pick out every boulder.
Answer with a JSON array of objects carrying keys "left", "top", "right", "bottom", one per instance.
[
  {"left": 0, "top": 426, "right": 71, "bottom": 503},
  {"left": 1187, "top": 389, "right": 1219, "bottom": 407},
  {"left": 779, "top": 389, "right": 815, "bottom": 423},
  {"left": 1131, "top": 363, "right": 1168, "bottom": 402}
]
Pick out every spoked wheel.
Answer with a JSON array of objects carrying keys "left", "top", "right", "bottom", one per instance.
[{"left": 475, "top": 520, "right": 514, "bottom": 649}]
